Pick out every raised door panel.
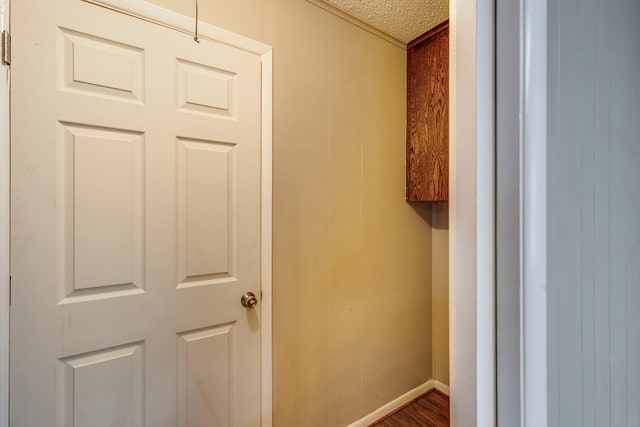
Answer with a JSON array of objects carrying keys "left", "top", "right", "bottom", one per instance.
[
  {"left": 57, "top": 123, "right": 145, "bottom": 303},
  {"left": 57, "top": 342, "right": 144, "bottom": 427},
  {"left": 58, "top": 28, "right": 145, "bottom": 103},
  {"left": 177, "top": 59, "right": 235, "bottom": 117},
  {"left": 177, "top": 324, "right": 233, "bottom": 427},
  {"left": 177, "top": 138, "right": 235, "bottom": 287}
]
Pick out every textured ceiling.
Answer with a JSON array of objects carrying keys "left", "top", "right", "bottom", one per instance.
[{"left": 323, "top": 0, "right": 449, "bottom": 43}]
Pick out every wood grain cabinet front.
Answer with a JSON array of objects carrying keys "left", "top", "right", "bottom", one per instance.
[{"left": 406, "top": 20, "right": 449, "bottom": 202}]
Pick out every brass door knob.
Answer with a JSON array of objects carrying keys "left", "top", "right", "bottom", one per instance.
[{"left": 241, "top": 292, "right": 258, "bottom": 308}]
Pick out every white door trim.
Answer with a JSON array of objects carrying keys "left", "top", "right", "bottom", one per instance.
[
  {"left": 496, "top": 0, "right": 548, "bottom": 424},
  {"left": 0, "top": 0, "right": 10, "bottom": 425},
  {"left": 5, "top": 1, "right": 274, "bottom": 425},
  {"left": 449, "top": 0, "right": 496, "bottom": 425},
  {"left": 521, "top": 0, "right": 548, "bottom": 423},
  {"left": 260, "top": 49, "right": 274, "bottom": 427},
  {"left": 496, "top": 0, "right": 522, "bottom": 422}
]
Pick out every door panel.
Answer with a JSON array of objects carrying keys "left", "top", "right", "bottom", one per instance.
[
  {"left": 10, "top": 1, "right": 263, "bottom": 425},
  {"left": 177, "top": 325, "right": 233, "bottom": 427},
  {"left": 59, "top": 123, "right": 145, "bottom": 301},
  {"left": 58, "top": 342, "right": 145, "bottom": 427},
  {"left": 177, "top": 138, "right": 233, "bottom": 284},
  {"left": 58, "top": 27, "right": 146, "bottom": 103}
]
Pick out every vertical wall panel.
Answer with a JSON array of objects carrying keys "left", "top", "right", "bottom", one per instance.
[
  {"left": 608, "top": 6, "right": 629, "bottom": 425},
  {"left": 326, "top": 17, "right": 366, "bottom": 426},
  {"left": 592, "top": 2, "right": 612, "bottom": 426},
  {"left": 431, "top": 203, "right": 449, "bottom": 385},
  {"left": 621, "top": 2, "right": 640, "bottom": 423},
  {"left": 547, "top": 0, "right": 640, "bottom": 425},
  {"left": 546, "top": 0, "right": 560, "bottom": 418}
]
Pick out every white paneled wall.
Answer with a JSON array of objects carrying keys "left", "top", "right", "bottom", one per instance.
[{"left": 547, "top": 0, "right": 640, "bottom": 425}]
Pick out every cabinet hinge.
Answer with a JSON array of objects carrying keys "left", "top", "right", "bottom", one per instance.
[{"left": 2, "top": 31, "right": 10, "bottom": 66}]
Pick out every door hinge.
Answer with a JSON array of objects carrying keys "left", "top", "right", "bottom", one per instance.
[
  {"left": 2, "top": 31, "right": 10, "bottom": 65},
  {"left": 8, "top": 275, "right": 11, "bottom": 306}
]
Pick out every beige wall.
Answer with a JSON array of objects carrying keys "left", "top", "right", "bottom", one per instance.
[
  {"left": 146, "top": 0, "right": 444, "bottom": 424},
  {"left": 431, "top": 204, "right": 449, "bottom": 384}
]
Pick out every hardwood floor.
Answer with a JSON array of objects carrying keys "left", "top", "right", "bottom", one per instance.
[{"left": 370, "top": 390, "right": 450, "bottom": 427}]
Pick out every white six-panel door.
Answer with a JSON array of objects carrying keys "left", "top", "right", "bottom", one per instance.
[{"left": 10, "top": 0, "right": 265, "bottom": 425}]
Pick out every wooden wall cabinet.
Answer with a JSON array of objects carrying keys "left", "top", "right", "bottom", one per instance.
[{"left": 406, "top": 21, "right": 449, "bottom": 202}]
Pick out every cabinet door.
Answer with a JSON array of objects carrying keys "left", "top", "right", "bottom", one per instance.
[{"left": 406, "top": 23, "right": 449, "bottom": 202}]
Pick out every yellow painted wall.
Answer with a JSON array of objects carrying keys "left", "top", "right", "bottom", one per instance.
[
  {"left": 146, "top": 0, "right": 444, "bottom": 424},
  {"left": 431, "top": 204, "right": 449, "bottom": 385}
]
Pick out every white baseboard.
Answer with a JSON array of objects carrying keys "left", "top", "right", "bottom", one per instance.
[
  {"left": 432, "top": 379, "right": 450, "bottom": 395},
  {"left": 346, "top": 379, "right": 450, "bottom": 427}
]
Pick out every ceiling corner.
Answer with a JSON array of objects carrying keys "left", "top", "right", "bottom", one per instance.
[{"left": 321, "top": 0, "right": 449, "bottom": 44}]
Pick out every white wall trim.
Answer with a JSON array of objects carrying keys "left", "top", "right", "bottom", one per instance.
[
  {"left": 346, "top": 380, "right": 450, "bottom": 427},
  {"left": 0, "top": 0, "right": 10, "bottom": 426},
  {"left": 260, "top": 49, "right": 274, "bottom": 427},
  {"left": 521, "top": 0, "right": 547, "bottom": 424},
  {"left": 450, "top": 0, "right": 496, "bottom": 426},
  {"left": 495, "top": 0, "right": 523, "bottom": 423},
  {"left": 432, "top": 379, "right": 450, "bottom": 396},
  {"left": 475, "top": 0, "right": 496, "bottom": 424},
  {"left": 496, "top": 0, "right": 548, "bottom": 424}
]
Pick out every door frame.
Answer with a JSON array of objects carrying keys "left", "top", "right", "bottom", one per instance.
[
  {"left": 451, "top": 1, "right": 549, "bottom": 424},
  {"left": 496, "top": 0, "right": 522, "bottom": 422},
  {"left": 0, "top": 0, "right": 9, "bottom": 425},
  {"left": 0, "top": 0, "right": 274, "bottom": 425},
  {"left": 449, "top": 0, "right": 496, "bottom": 425},
  {"left": 495, "top": 0, "right": 548, "bottom": 424}
]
